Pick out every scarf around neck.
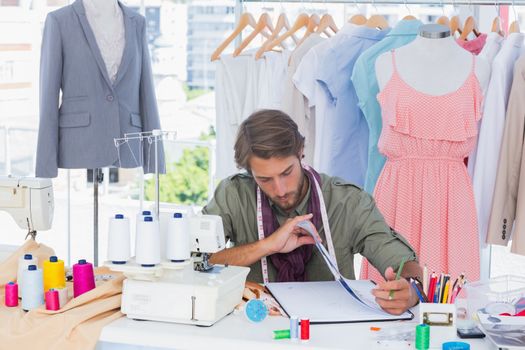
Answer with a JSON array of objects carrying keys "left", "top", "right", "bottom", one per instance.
[{"left": 259, "top": 166, "right": 322, "bottom": 282}]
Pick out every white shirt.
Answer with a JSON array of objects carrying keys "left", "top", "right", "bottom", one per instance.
[
  {"left": 293, "top": 24, "right": 356, "bottom": 171},
  {"left": 257, "top": 50, "right": 291, "bottom": 110},
  {"left": 282, "top": 33, "right": 325, "bottom": 165},
  {"left": 470, "top": 33, "right": 525, "bottom": 253},
  {"left": 215, "top": 53, "right": 260, "bottom": 180},
  {"left": 83, "top": 0, "right": 125, "bottom": 83},
  {"left": 214, "top": 50, "right": 290, "bottom": 180},
  {"left": 479, "top": 32, "right": 505, "bottom": 65},
  {"left": 468, "top": 33, "right": 505, "bottom": 178}
]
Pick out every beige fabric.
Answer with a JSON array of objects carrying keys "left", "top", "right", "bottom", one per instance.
[
  {"left": 487, "top": 54, "right": 525, "bottom": 255},
  {"left": 0, "top": 240, "right": 124, "bottom": 350},
  {"left": 0, "top": 239, "right": 55, "bottom": 286}
]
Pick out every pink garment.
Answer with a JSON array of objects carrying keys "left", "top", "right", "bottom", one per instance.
[
  {"left": 361, "top": 50, "right": 482, "bottom": 283},
  {"left": 457, "top": 33, "right": 487, "bottom": 55}
]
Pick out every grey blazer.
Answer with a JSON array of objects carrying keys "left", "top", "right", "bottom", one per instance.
[{"left": 36, "top": 0, "right": 164, "bottom": 178}]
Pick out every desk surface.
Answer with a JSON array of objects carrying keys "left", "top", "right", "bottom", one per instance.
[{"left": 99, "top": 313, "right": 495, "bottom": 350}]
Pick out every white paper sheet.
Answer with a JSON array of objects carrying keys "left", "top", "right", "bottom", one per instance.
[{"left": 266, "top": 280, "right": 413, "bottom": 323}]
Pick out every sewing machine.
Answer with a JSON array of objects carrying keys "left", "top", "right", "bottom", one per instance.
[
  {"left": 114, "top": 214, "right": 250, "bottom": 327},
  {"left": 0, "top": 176, "right": 54, "bottom": 239}
]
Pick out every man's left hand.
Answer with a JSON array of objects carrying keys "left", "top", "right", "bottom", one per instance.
[{"left": 371, "top": 266, "right": 419, "bottom": 315}]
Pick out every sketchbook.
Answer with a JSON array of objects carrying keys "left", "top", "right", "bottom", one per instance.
[{"left": 265, "top": 220, "right": 413, "bottom": 323}]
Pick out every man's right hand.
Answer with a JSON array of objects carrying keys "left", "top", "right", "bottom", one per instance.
[{"left": 264, "top": 214, "right": 321, "bottom": 254}]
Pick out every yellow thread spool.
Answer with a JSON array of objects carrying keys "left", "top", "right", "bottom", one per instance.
[{"left": 43, "top": 256, "right": 65, "bottom": 292}]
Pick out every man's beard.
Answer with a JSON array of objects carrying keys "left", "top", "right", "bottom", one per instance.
[{"left": 270, "top": 173, "right": 306, "bottom": 212}]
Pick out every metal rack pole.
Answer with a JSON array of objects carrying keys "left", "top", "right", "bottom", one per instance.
[{"left": 239, "top": 0, "right": 525, "bottom": 4}]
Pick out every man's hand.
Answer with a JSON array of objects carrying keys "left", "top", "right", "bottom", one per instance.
[
  {"left": 371, "top": 266, "right": 419, "bottom": 315},
  {"left": 265, "top": 214, "right": 321, "bottom": 254}
]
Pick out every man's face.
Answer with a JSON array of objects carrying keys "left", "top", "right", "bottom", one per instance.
[{"left": 249, "top": 155, "right": 305, "bottom": 212}]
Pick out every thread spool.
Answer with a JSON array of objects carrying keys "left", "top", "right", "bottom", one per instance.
[
  {"left": 45, "top": 289, "right": 60, "bottom": 310},
  {"left": 107, "top": 214, "right": 131, "bottom": 264},
  {"left": 5, "top": 282, "right": 18, "bottom": 307},
  {"left": 300, "top": 318, "right": 310, "bottom": 341},
  {"left": 17, "top": 253, "right": 38, "bottom": 296},
  {"left": 416, "top": 324, "right": 430, "bottom": 350},
  {"left": 290, "top": 315, "right": 299, "bottom": 340},
  {"left": 273, "top": 329, "right": 291, "bottom": 340},
  {"left": 54, "top": 287, "right": 69, "bottom": 308},
  {"left": 72, "top": 259, "right": 96, "bottom": 297},
  {"left": 166, "top": 213, "right": 190, "bottom": 262},
  {"left": 135, "top": 216, "right": 161, "bottom": 267},
  {"left": 43, "top": 255, "right": 65, "bottom": 292},
  {"left": 21, "top": 265, "right": 44, "bottom": 311}
]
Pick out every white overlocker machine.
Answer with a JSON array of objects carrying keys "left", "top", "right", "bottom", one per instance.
[
  {"left": 109, "top": 214, "right": 250, "bottom": 327},
  {"left": 0, "top": 176, "right": 54, "bottom": 239}
]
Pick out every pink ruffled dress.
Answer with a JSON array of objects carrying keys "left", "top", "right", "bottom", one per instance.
[{"left": 360, "top": 50, "right": 482, "bottom": 283}]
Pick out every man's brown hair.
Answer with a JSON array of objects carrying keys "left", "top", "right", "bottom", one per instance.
[{"left": 234, "top": 109, "right": 305, "bottom": 172}]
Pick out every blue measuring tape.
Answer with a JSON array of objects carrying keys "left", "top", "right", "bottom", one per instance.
[
  {"left": 244, "top": 299, "right": 268, "bottom": 323},
  {"left": 442, "top": 341, "right": 470, "bottom": 350}
]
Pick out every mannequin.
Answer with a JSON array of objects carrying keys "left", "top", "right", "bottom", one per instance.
[
  {"left": 360, "top": 23, "right": 489, "bottom": 282},
  {"left": 36, "top": 0, "right": 163, "bottom": 178},
  {"left": 376, "top": 24, "right": 490, "bottom": 95},
  {"left": 83, "top": 0, "right": 124, "bottom": 83}
]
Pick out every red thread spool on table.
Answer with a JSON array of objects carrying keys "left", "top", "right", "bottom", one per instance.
[
  {"left": 5, "top": 282, "right": 18, "bottom": 307},
  {"left": 300, "top": 318, "right": 310, "bottom": 341},
  {"left": 45, "top": 289, "right": 60, "bottom": 310}
]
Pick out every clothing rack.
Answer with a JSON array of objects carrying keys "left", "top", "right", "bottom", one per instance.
[{"left": 239, "top": 0, "right": 525, "bottom": 4}]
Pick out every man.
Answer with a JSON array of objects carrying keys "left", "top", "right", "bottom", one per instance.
[{"left": 203, "top": 110, "right": 421, "bottom": 315}]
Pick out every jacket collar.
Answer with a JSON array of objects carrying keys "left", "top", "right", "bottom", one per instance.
[{"left": 72, "top": 0, "right": 137, "bottom": 89}]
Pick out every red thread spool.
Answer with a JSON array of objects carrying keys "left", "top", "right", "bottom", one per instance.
[
  {"left": 300, "top": 318, "right": 310, "bottom": 341},
  {"left": 45, "top": 289, "right": 60, "bottom": 310},
  {"left": 5, "top": 282, "right": 18, "bottom": 307}
]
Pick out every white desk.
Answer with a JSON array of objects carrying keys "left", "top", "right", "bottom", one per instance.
[{"left": 98, "top": 312, "right": 496, "bottom": 350}]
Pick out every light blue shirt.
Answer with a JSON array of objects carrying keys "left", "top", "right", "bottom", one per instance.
[
  {"left": 351, "top": 20, "right": 422, "bottom": 193},
  {"left": 316, "top": 26, "right": 388, "bottom": 187}
]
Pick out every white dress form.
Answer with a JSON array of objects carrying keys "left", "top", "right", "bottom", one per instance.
[
  {"left": 376, "top": 33, "right": 490, "bottom": 96},
  {"left": 83, "top": 0, "right": 125, "bottom": 83}
]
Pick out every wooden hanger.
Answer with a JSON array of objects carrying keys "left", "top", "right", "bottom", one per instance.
[
  {"left": 449, "top": 15, "right": 463, "bottom": 37},
  {"left": 459, "top": 16, "right": 479, "bottom": 41},
  {"left": 255, "top": 13, "right": 296, "bottom": 60},
  {"left": 436, "top": 16, "right": 449, "bottom": 26},
  {"left": 211, "top": 12, "right": 259, "bottom": 61},
  {"left": 491, "top": 16, "right": 505, "bottom": 36},
  {"left": 509, "top": 20, "right": 521, "bottom": 33},
  {"left": 296, "top": 14, "right": 320, "bottom": 47},
  {"left": 316, "top": 13, "right": 339, "bottom": 35},
  {"left": 265, "top": 13, "right": 310, "bottom": 54},
  {"left": 365, "top": 14, "right": 389, "bottom": 30},
  {"left": 233, "top": 13, "right": 274, "bottom": 57},
  {"left": 349, "top": 13, "right": 367, "bottom": 25},
  {"left": 403, "top": 15, "right": 417, "bottom": 20}
]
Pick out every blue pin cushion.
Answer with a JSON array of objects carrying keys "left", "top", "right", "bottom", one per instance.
[{"left": 244, "top": 299, "right": 268, "bottom": 323}]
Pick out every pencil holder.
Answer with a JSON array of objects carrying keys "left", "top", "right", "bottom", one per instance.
[{"left": 419, "top": 302, "right": 456, "bottom": 348}]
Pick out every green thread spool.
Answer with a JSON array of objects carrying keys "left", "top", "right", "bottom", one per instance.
[
  {"left": 416, "top": 324, "right": 430, "bottom": 350},
  {"left": 273, "top": 329, "right": 291, "bottom": 340}
]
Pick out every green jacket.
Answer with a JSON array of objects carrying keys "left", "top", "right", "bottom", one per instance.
[{"left": 202, "top": 172, "right": 417, "bottom": 283}]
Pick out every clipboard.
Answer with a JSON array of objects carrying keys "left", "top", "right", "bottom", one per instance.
[
  {"left": 266, "top": 280, "right": 414, "bottom": 324},
  {"left": 264, "top": 220, "right": 413, "bottom": 324}
]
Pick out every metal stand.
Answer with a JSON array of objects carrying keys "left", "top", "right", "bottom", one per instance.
[
  {"left": 93, "top": 168, "right": 103, "bottom": 267},
  {"left": 114, "top": 130, "right": 175, "bottom": 218}
]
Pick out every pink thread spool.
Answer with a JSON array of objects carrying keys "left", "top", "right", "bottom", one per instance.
[
  {"left": 72, "top": 259, "right": 95, "bottom": 297},
  {"left": 5, "top": 282, "right": 18, "bottom": 307},
  {"left": 45, "top": 289, "right": 60, "bottom": 310}
]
